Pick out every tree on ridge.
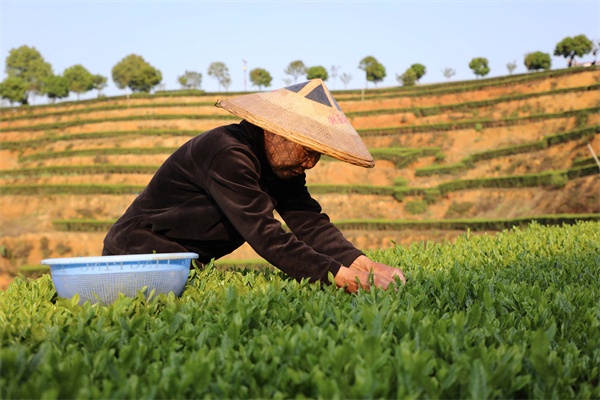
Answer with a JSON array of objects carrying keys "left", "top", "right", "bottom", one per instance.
[
  {"left": 112, "top": 54, "right": 162, "bottom": 93},
  {"left": 284, "top": 60, "right": 307, "bottom": 83}
]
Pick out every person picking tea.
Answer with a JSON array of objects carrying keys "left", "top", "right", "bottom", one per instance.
[{"left": 102, "top": 79, "right": 405, "bottom": 292}]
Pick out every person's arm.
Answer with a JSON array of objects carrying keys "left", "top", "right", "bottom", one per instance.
[
  {"left": 204, "top": 146, "right": 343, "bottom": 284},
  {"left": 275, "top": 177, "right": 406, "bottom": 292},
  {"left": 274, "top": 176, "right": 363, "bottom": 266}
]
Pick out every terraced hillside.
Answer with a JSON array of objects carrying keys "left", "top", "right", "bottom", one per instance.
[{"left": 1, "top": 67, "right": 599, "bottom": 285}]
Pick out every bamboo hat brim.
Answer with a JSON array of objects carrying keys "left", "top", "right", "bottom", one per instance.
[{"left": 215, "top": 79, "right": 374, "bottom": 168}]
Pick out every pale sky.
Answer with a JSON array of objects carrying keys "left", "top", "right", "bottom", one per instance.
[{"left": 1, "top": 0, "right": 598, "bottom": 102}]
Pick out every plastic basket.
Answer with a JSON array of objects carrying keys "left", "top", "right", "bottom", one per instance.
[{"left": 41, "top": 253, "right": 199, "bottom": 305}]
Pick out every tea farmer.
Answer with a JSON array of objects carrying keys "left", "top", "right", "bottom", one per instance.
[{"left": 102, "top": 79, "right": 405, "bottom": 292}]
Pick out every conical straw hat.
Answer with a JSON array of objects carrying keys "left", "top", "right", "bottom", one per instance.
[{"left": 215, "top": 79, "right": 374, "bottom": 168}]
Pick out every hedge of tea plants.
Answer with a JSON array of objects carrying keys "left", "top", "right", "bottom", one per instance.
[
  {"left": 50, "top": 214, "right": 600, "bottom": 233},
  {"left": 358, "top": 106, "right": 600, "bottom": 136},
  {"left": 345, "top": 83, "right": 600, "bottom": 118},
  {"left": 1, "top": 221, "right": 598, "bottom": 399}
]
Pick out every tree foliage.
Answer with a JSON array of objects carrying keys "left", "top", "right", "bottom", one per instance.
[
  {"left": 306, "top": 66, "right": 329, "bottom": 81},
  {"left": 207, "top": 62, "right": 231, "bottom": 92},
  {"left": 284, "top": 60, "right": 306, "bottom": 83},
  {"left": 178, "top": 71, "right": 202, "bottom": 90},
  {"left": 554, "top": 34, "right": 593, "bottom": 66},
  {"left": 5, "top": 45, "right": 52, "bottom": 101},
  {"left": 112, "top": 54, "right": 162, "bottom": 93},
  {"left": 410, "top": 63, "right": 426, "bottom": 82},
  {"left": 63, "top": 64, "right": 95, "bottom": 99},
  {"left": 249, "top": 68, "right": 272, "bottom": 90},
  {"left": 92, "top": 75, "right": 108, "bottom": 96},
  {"left": 524, "top": 51, "right": 551, "bottom": 72},
  {"left": 469, "top": 57, "right": 490, "bottom": 78},
  {"left": 42, "top": 75, "right": 70, "bottom": 103},
  {"left": 358, "top": 56, "right": 386, "bottom": 87},
  {"left": 0, "top": 76, "right": 28, "bottom": 105},
  {"left": 397, "top": 68, "right": 417, "bottom": 86}
]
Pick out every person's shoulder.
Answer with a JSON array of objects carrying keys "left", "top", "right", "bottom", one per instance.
[
  {"left": 195, "top": 123, "right": 260, "bottom": 166},
  {"left": 184, "top": 123, "right": 247, "bottom": 156},
  {"left": 196, "top": 123, "right": 245, "bottom": 145}
]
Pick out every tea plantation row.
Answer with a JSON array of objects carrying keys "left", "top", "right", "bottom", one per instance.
[{"left": 1, "top": 221, "right": 598, "bottom": 399}]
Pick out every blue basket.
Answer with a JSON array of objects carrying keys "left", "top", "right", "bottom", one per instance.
[{"left": 41, "top": 253, "right": 199, "bottom": 305}]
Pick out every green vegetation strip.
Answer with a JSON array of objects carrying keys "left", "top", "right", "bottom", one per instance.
[
  {"left": 346, "top": 83, "right": 600, "bottom": 118},
  {"left": 0, "top": 164, "right": 159, "bottom": 177},
  {"left": 0, "top": 184, "right": 145, "bottom": 195},
  {"left": 572, "top": 157, "right": 598, "bottom": 168},
  {"left": 2, "top": 107, "right": 596, "bottom": 154},
  {"left": 1, "top": 67, "right": 596, "bottom": 131},
  {"left": 337, "top": 66, "right": 599, "bottom": 100},
  {"left": 18, "top": 147, "right": 178, "bottom": 163},
  {"left": 333, "top": 214, "right": 600, "bottom": 231},
  {"left": 433, "top": 165, "right": 597, "bottom": 194},
  {"left": 357, "top": 107, "right": 600, "bottom": 136},
  {"left": 1, "top": 129, "right": 203, "bottom": 151},
  {"left": 0, "top": 101, "right": 218, "bottom": 122},
  {"left": 3, "top": 148, "right": 438, "bottom": 176},
  {"left": 12, "top": 146, "right": 438, "bottom": 166},
  {"left": 1, "top": 98, "right": 594, "bottom": 138},
  {"left": 51, "top": 214, "right": 599, "bottom": 233},
  {"left": 336, "top": 66, "right": 595, "bottom": 96},
  {"left": 2, "top": 81, "right": 596, "bottom": 124},
  {"left": 307, "top": 185, "right": 397, "bottom": 196},
  {"left": 8, "top": 119, "right": 595, "bottom": 166},
  {"left": 370, "top": 147, "right": 441, "bottom": 168},
  {"left": 309, "top": 164, "right": 598, "bottom": 199},
  {"left": 0, "top": 113, "right": 239, "bottom": 133},
  {"left": 2, "top": 221, "right": 599, "bottom": 398},
  {"left": 0, "top": 66, "right": 591, "bottom": 118},
  {"left": 0, "top": 88, "right": 251, "bottom": 114},
  {"left": 2, "top": 164, "right": 596, "bottom": 196},
  {"left": 0, "top": 89, "right": 242, "bottom": 115}
]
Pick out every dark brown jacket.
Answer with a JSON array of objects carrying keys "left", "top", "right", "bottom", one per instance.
[{"left": 102, "top": 121, "right": 363, "bottom": 283}]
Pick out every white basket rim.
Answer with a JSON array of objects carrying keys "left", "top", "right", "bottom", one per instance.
[{"left": 41, "top": 252, "right": 199, "bottom": 265}]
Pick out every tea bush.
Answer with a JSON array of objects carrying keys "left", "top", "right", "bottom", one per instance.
[{"left": 1, "top": 221, "right": 598, "bottom": 399}]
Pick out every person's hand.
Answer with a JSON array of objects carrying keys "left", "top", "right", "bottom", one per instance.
[
  {"left": 334, "top": 256, "right": 406, "bottom": 293},
  {"left": 333, "top": 265, "right": 389, "bottom": 293},
  {"left": 349, "top": 255, "right": 406, "bottom": 286}
]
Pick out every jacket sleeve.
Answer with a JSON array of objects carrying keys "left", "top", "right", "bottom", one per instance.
[
  {"left": 275, "top": 177, "right": 365, "bottom": 268},
  {"left": 203, "top": 145, "right": 343, "bottom": 284}
]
